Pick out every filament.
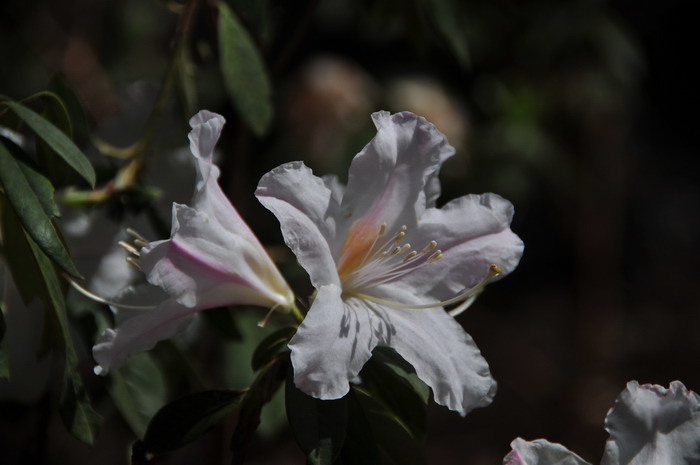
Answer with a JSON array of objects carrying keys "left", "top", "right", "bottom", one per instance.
[{"left": 64, "top": 275, "right": 157, "bottom": 310}]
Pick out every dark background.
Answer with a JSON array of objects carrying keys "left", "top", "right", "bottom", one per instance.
[{"left": 1, "top": 0, "right": 698, "bottom": 463}]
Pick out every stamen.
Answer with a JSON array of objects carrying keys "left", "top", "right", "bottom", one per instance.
[
  {"left": 118, "top": 241, "right": 141, "bottom": 256},
  {"left": 64, "top": 275, "right": 157, "bottom": 310},
  {"left": 134, "top": 239, "right": 149, "bottom": 248},
  {"left": 378, "top": 223, "right": 387, "bottom": 236},
  {"left": 257, "top": 303, "right": 281, "bottom": 327},
  {"left": 402, "top": 251, "right": 418, "bottom": 262},
  {"left": 447, "top": 294, "right": 479, "bottom": 317},
  {"left": 126, "top": 256, "right": 142, "bottom": 271},
  {"left": 427, "top": 250, "right": 443, "bottom": 263},
  {"left": 421, "top": 241, "right": 437, "bottom": 254},
  {"left": 343, "top": 264, "right": 502, "bottom": 310},
  {"left": 126, "top": 228, "right": 147, "bottom": 242}
]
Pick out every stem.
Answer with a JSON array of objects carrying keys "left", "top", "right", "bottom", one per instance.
[{"left": 288, "top": 303, "right": 305, "bottom": 324}]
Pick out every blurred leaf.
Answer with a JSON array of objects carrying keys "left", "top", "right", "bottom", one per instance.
[
  {"left": 177, "top": 47, "right": 199, "bottom": 119},
  {"left": 201, "top": 306, "right": 243, "bottom": 341},
  {"left": 0, "top": 140, "right": 81, "bottom": 278},
  {"left": 228, "top": 0, "right": 272, "bottom": 45},
  {"left": 354, "top": 387, "right": 427, "bottom": 465},
  {"left": 0, "top": 305, "right": 8, "bottom": 380},
  {"left": 285, "top": 366, "right": 348, "bottom": 465},
  {"left": 26, "top": 231, "right": 102, "bottom": 444},
  {"left": 360, "top": 347, "right": 428, "bottom": 441},
  {"left": 423, "top": 0, "right": 470, "bottom": 66},
  {"left": 3, "top": 101, "right": 95, "bottom": 187},
  {"left": 230, "top": 355, "right": 286, "bottom": 464},
  {"left": 140, "top": 389, "right": 245, "bottom": 455},
  {"left": 48, "top": 75, "right": 90, "bottom": 143},
  {"left": 218, "top": 2, "right": 273, "bottom": 136},
  {"left": 251, "top": 325, "right": 295, "bottom": 371},
  {"left": 110, "top": 351, "right": 168, "bottom": 439}
]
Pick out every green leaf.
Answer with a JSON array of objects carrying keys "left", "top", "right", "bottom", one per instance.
[
  {"left": 34, "top": 90, "right": 80, "bottom": 188},
  {"left": 59, "top": 369, "right": 103, "bottom": 445},
  {"left": 251, "top": 325, "right": 295, "bottom": 371},
  {"left": 231, "top": 355, "right": 286, "bottom": 463},
  {"left": 48, "top": 75, "right": 90, "bottom": 143},
  {"left": 26, "top": 231, "right": 102, "bottom": 444},
  {"left": 353, "top": 387, "right": 427, "bottom": 465},
  {"left": 285, "top": 366, "right": 348, "bottom": 465},
  {"left": 0, "top": 140, "right": 81, "bottom": 278},
  {"left": 110, "top": 352, "right": 168, "bottom": 439},
  {"left": 340, "top": 390, "right": 381, "bottom": 465},
  {"left": 4, "top": 101, "right": 95, "bottom": 187},
  {"left": 0, "top": 194, "right": 55, "bottom": 304},
  {"left": 371, "top": 346, "right": 429, "bottom": 403},
  {"left": 360, "top": 347, "right": 428, "bottom": 441},
  {"left": 218, "top": 2, "right": 273, "bottom": 136},
  {"left": 141, "top": 389, "right": 245, "bottom": 454}
]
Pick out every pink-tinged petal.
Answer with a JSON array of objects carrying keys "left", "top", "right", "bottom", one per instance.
[
  {"left": 379, "top": 305, "right": 496, "bottom": 415},
  {"left": 140, "top": 110, "right": 293, "bottom": 311},
  {"left": 393, "top": 193, "right": 523, "bottom": 299},
  {"left": 141, "top": 203, "right": 293, "bottom": 309},
  {"left": 289, "top": 285, "right": 378, "bottom": 399},
  {"left": 503, "top": 438, "right": 591, "bottom": 465},
  {"left": 256, "top": 162, "right": 342, "bottom": 288},
  {"left": 601, "top": 381, "right": 700, "bottom": 465},
  {"left": 92, "top": 286, "right": 195, "bottom": 374},
  {"left": 187, "top": 111, "right": 260, "bottom": 246},
  {"left": 341, "top": 111, "right": 455, "bottom": 234}
]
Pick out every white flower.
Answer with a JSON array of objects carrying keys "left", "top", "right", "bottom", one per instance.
[
  {"left": 256, "top": 111, "right": 523, "bottom": 414},
  {"left": 91, "top": 110, "right": 294, "bottom": 374},
  {"left": 504, "top": 381, "right": 700, "bottom": 465}
]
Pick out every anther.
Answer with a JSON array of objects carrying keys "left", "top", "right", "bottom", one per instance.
[
  {"left": 134, "top": 239, "right": 149, "bottom": 248},
  {"left": 126, "top": 228, "right": 147, "bottom": 242},
  {"left": 427, "top": 250, "right": 443, "bottom": 263},
  {"left": 126, "top": 256, "right": 142, "bottom": 271},
  {"left": 388, "top": 246, "right": 402, "bottom": 257},
  {"left": 378, "top": 223, "right": 387, "bottom": 236},
  {"left": 399, "top": 244, "right": 411, "bottom": 254},
  {"left": 421, "top": 241, "right": 438, "bottom": 254},
  {"left": 403, "top": 251, "right": 418, "bottom": 262},
  {"left": 118, "top": 241, "right": 140, "bottom": 256}
]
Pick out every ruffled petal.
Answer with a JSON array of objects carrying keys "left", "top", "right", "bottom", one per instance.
[
  {"left": 340, "top": 111, "right": 455, "bottom": 235},
  {"left": 256, "top": 162, "right": 342, "bottom": 288},
  {"left": 140, "top": 110, "right": 293, "bottom": 310},
  {"left": 377, "top": 305, "right": 496, "bottom": 415},
  {"left": 391, "top": 192, "right": 523, "bottom": 299},
  {"left": 289, "top": 285, "right": 378, "bottom": 399},
  {"left": 92, "top": 286, "right": 195, "bottom": 374},
  {"left": 141, "top": 203, "right": 293, "bottom": 309},
  {"left": 601, "top": 381, "right": 700, "bottom": 465},
  {"left": 503, "top": 438, "right": 591, "bottom": 465}
]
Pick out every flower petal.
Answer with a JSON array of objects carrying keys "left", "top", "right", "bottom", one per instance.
[
  {"left": 256, "top": 161, "right": 342, "bottom": 288},
  {"left": 140, "top": 110, "right": 293, "bottom": 310},
  {"left": 376, "top": 305, "right": 496, "bottom": 415},
  {"left": 601, "top": 381, "right": 700, "bottom": 465},
  {"left": 289, "top": 285, "right": 378, "bottom": 399},
  {"left": 392, "top": 192, "right": 523, "bottom": 299},
  {"left": 341, "top": 111, "right": 455, "bottom": 233},
  {"left": 503, "top": 438, "right": 591, "bottom": 465},
  {"left": 92, "top": 285, "right": 195, "bottom": 374},
  {"left": 141, "top": 203, "right": 293, "bottom": 309}
]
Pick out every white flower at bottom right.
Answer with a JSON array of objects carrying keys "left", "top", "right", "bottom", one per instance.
[{"left": 504, "top": 381, "right": 700, "bottom": 465}]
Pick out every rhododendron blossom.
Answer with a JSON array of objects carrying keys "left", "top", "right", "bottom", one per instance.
[
  {"left": 256, "top": 111, "right": 524, "bottom": 414},
  {"left": 91, "top": 110, "right": 295, "bottom": 374},
  {"left": 504, "top": 381, "right": 700, "bottom": 465}
]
